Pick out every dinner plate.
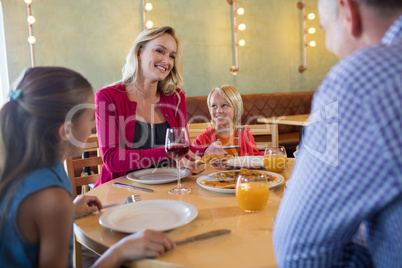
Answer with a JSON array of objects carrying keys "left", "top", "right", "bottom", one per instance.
[
  {"left": 99, "top": 199, "right": 198, "bottom": 233},
  {"left": 196, "top": 170, "right": 284, "bottom": 194},
  {"left": 225, "top": 156, "right": 264, "bottom": 169},
  {"left": 126, "top": 168, "right": 190, "bottom": 185}
]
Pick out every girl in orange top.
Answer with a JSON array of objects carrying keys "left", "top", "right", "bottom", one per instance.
[{"left": 193, "top": 85, "right": 262, "bottom": 156}]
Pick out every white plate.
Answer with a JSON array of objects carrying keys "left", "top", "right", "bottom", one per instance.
[
  {"left": 226, "top": 156, "right": 264, "bottom": 169},
  {"left": 126, "top": 168, "right": 190, "bottom": 185},
  {"left": 196, "top": 170, "right": 284, "bottom": 194},
  {"left": 99, "top": 200, "right": 198, "bottom": 233}
]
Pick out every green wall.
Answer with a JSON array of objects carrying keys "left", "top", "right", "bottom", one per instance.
[{"left": 3, "top": 0, "right": 338, "bottom": 97}]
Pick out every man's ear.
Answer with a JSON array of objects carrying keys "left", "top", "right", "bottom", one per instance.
[
  {"left": 58, "top": 121, "right": 72, "bottom": 142},
  {"left": 340, "top": 0, "right": 362, "bottom": 37}
]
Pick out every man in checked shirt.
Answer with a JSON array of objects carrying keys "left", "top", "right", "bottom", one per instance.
[{"left": 274, "top": 0, "right": 402, "bottom": 267}]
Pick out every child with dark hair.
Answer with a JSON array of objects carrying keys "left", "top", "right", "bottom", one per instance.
[{"left": 0, "top": 67, "right": 174, "bottom": 267}]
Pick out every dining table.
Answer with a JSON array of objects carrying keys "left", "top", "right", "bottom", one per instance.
[{"left": 74, "top": 158, "right": 295, "bottom": 268}]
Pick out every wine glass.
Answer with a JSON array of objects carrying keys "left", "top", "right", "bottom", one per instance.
[
  {"left": 236, "top": 172, "right": 270, "bottom": 212},
  {"left": 165, "top": 127, "right": 191, "bottom": 194},
  {"left": 263, "top": 146, "right": 287, "bottom": 173}
]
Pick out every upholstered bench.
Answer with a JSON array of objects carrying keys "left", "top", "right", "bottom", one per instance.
[{"left": 186, "top": 91, "right": 315, "bottom": 154}]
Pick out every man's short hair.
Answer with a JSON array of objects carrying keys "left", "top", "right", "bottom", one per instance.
[{"left": 352, "top": 0, "right": 402, "bottom": 10}]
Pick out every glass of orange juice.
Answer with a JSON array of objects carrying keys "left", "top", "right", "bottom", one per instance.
[
  {"left": 264, "top": 146, "right": 287, "bottom": 173},
  {"left": 236, "top": 173, "right": 270, "bottom": 212}
]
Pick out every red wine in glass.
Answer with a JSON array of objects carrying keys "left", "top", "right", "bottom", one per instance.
[
  {"left": 166, "top": 144, "right": 190, "bottom": 160},
  {"left": 165, "top": 128, "right": 191, "bottom": 194}
]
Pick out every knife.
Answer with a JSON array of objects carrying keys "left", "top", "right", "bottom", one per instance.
[
  {"left": 113, "top": 182, "right": 154, "bottom": 192},
  {"left": 174, "top": 229, "right": 231, "bottom": 245}
]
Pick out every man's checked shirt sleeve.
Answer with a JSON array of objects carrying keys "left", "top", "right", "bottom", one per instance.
[{"left": 273, "top": 16, "right": 402, "bottom": 268}]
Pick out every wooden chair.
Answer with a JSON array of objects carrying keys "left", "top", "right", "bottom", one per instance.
[
  {"left": 187, "top": 122, "right": 278, "bottom": 151},
  {"left": 187, "top": 122, "right": 213, "bottom": 140},
  {"left": 64, "top": 134, "right": 102, "bottom": 268},
  {"left": 246, "top": 124, "right": 279, "bottom": 150}
]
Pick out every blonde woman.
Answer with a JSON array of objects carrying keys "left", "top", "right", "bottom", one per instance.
[
  {"left": 193, "top": 85, "right": 261, "bottom": 156},
  {"left": 95, "top": 26, "right": 219, "bottom": 186}
]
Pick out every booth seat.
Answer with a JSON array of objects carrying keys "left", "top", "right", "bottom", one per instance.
[{"left": 186, "top": 91, "right": 315, "bottom": 154}]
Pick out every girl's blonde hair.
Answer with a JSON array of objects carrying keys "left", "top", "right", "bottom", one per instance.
[
  {"left": 207, "top": 85, "right": 244, "bottom": 128},
  {"left": 119, "top": 26, "right": 183, "bottom": 95}
]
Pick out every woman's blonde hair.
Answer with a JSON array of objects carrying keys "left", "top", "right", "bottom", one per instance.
[
  {"left": 120, "top": 26, "right": 184, "bottom": 95},
  {"left": 207, "top": 85, "right": 244, "bottom": 128}
]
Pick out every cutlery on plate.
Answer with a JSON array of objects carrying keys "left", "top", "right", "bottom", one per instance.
[
  {"left": 174, "top": 229, "right": 231, "bottom": 245},
  {"left": 102, "top": 195, "right": 141, "bottom": 209},
  {"left": 113, "top": 182, "right": 154, "bottom": 192}
]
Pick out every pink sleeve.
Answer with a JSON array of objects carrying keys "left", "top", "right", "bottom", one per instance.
[
  {"left": 247, "top": 132, "right": 264, "bottom": 156},
  {"left": 95, "top": 90, "right": 167, "bottom": 174},
  {"left": 192, "top": 128, "right": 215, "bottom": 155},
  {"left": 240, "top": 129, "right": 263, "bottom": 156}
]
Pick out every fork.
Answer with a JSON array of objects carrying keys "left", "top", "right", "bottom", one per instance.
[
  {"left": 102, "top": 195, "right": 141, "bottom": 209},
  {"left": 190, "top": 168, "right": 206, "bottom": 176}
]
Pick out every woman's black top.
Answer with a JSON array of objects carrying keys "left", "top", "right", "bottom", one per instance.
[{"left": 127, "top": 120, "right": 170, "bottom": 174}]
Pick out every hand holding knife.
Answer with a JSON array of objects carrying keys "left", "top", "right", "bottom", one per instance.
[{"left": 113, "top": 182, "right": 154, "bottom": 192}]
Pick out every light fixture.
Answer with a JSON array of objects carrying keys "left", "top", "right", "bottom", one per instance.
[
  {"left": 297, "top": 2, "right": 316, "bottom": 73},
  {"left": 238, "top": 39, "right": 246, "bottom": 46},
  {"left": 145, "top": 20, "right": 154, "bottom": 29},
  {"left": 145, "top": 3, "right": 153, "bottom": 11},
  {"left": 24, "top": 0, "right": 35, "bottom": 67},
  {"left": 27, "top": 15, "right": 36, "bottom": 24},
  {"left": 309, "top": 41, "right": 316, "bottom": 47},
  {"left": 142, "top": 1, "right": 153, "bottom": 30},
  {"left": 227, "top": 0, "right": 246, "bottom": 75},
  {"left": 27, "top": 36, "right": 36, "bottom": 44}
]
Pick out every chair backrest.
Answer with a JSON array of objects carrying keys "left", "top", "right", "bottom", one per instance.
[
  {"left": 188, "top": 122, "right": 213, "bottom": 140},
  {"left": 188, "top": 122, "right": 278, "bottom": 151},
  {"left": 64, "top": 134, "right": 103, "bottom": 197},
  {"left": 246, "top": 124, "right": 278, "bottom": 150}
]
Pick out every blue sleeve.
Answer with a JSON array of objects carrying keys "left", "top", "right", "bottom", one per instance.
[{"left": 273, "top": 59, "right": 402, "bottom": 267}]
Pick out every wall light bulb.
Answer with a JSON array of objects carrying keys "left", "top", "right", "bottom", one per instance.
[
  {"left": 307, "top": 13, "right": 315, "bottom": 20},
  {"left": 309, "top": 41, "right": 316, "bottom": 47},
  {"left": 27, "top": 16, "right": 36, "bottom": 24},
  {"left": 238, "top": 39, "right": 246, "bottom": 46},
  {"left": 145, "top": 3, "right": 153, "bottom": 11},
  {"left": 27, "top": 36, "right": 36, "bottom": 44},
  {"left": 24, "top": 0, "right": 32, "bottom": 4},
  {"left": 238, "top": 23, "right": 246, "bottom": 31},
  {"left": 145, "top": 20, "right": 154, "bottom": 29},
  {"left": 237, "top": 8, "right": 245, "bottom": 15},
  {"left": 230, "top": 66, "right": 239, "bottom": 75},
  {"left": 308, "top": 27, "right": 316, "bottom": 34}
]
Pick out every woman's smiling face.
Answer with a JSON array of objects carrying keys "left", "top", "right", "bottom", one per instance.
[
  {"left": 209, "top": 91, "right": 235, "bottom": 129},
  {"left": 138, "top": 33, "right": 177, "bottom": 82}
]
